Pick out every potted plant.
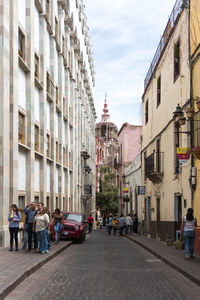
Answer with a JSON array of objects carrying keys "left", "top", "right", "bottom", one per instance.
[{"left": 186, "top": 107, "right": 194, "bottom": 119}]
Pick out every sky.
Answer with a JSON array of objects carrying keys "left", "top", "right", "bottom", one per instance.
[{"left": 85, "top": 0, "right": 176, "bottom": 130}]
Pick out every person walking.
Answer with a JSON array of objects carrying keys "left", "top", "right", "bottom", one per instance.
[
  {"left": 126, "top": 214, "right": 133, "bottom": 235},
  {"left": 33, "top": 206, "right": 50, "bottom": 254},
  {"left": 106, "top": 215, "right": 113, "bottom": 235},
  {"left": 23, "top": 202, "right": 38, "bottom": 252},
  {"left": 133, "top": 214, "right": 139, "bottom": 235},
  {"left": 119, "top": 215, "right": 126, "bottom": 236},
  {"left": 88, "top": 214, "right": 94, "bottom": 233},
  {"left": 8, "top": 204, "right": 21, "bottom": 251},
  {"left": 180, "top": 208, "right": 197, "bottom": 260},
  {"left": 53, "top": 208, "right": 63, "bottom": 244}
]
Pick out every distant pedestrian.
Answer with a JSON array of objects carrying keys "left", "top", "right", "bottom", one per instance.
[
  {"left": 88, "top": 214, "right": 94, "bottom": 233},
  {"left": 53, "top": 208, "right": 63, "bottom": 244},
  {"left": 106, "top": 215, "right": 113, "bottom": 235},
  {"left": 180, "top": 208, "right": 197, "bottom": 260},
  {"left": 23, "top": 202, "right": 38, "bottom": 252},
  {"left": 99, "top": 216, "right": 103, "bottom": 230},
  {"left": 112, "top": 216, "right": 119, "bottom": 235},
  {"left": 119, "top": 215, "right": 126, "bottom": 236},
  {"left": 126, "top": 214, "right": 133, "bottom": 235},
  {"left": 8, "top": 204, "right": 21, "bottom": 251},
  {"left": 33, "top": 206, "right": 50, "bottom": 254},
  {"left": 133, "top": 214, "right": 138, "bottom": 235}
]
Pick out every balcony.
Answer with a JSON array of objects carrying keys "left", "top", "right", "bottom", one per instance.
[
  {"left": 81, "top": 185, "right": 92, "bottom": 200},
  {"left": 114, "top": 156, "right": 122, "bottom": 169},
  {"left": 145, "top": 152, "right": 164, "bottom": 184}
]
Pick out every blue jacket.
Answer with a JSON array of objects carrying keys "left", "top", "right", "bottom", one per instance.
[{"left": 8, "top": 211, "right": 21, "bottom": 228}]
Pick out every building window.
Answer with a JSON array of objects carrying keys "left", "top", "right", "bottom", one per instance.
[
  {"left": 46, "top": 134, "right": 50, "bottom": 157},
  {"left": 34, "top": 196, "right": 39, "bottom": 204},
  {"left": 55, "top": 17, "right": 58, "bottom": 41},
  {"left": 45, "top": 0, "right": 50, "bottom": 22},
  {"left": 174, "top": 41, "right": 180, "bottom": 82},
  {"left": 63, "top": 147, "right": 66, "bottom": 165},
  {"left": 62, "top": 35, "right": 65, "bottom": 56},
  {"left": 56, "top": 197, "right": 58, "bottom": 208},
  {"left": 18, "top": 112, "right": 25, "bottom": 144},
  {"left": 63, "top": 97, "right": 66, "bottom": 115},
  {"left": 46, "top": 196, "right": 50, "bottom": 210},
  {"left": 18, "top": 28, "right": 25, "bottom": 60},
  {"left": 56, "top": 141, "right": 59, "bottom": 162},
  {"left": 34, "top": 53, "right": 39, "bottom": 79},
  {"left": 145, "top": 100, "right": 148, "bottom": 125},
  {"left": 157, "top": 76, "right": 161, "bottom": 107},
  {"left": 35, "top": 125, "right": 39, "bottom": 152},
  {"left": 56, "top": 86, "right": 59, "bottom": 105},
  {"left": 18, "top": 196, "right": 25, "bottom": 223}
]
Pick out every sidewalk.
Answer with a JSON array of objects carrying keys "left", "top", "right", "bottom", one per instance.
[
  {"left": 0, "top": 241, "right": 72, "bottom": 300},
  {"left": 125, "top": 234, "right": 200, "bottom": 286}
]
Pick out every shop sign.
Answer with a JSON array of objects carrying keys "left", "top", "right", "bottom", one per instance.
[{"left": 177, "top": 148, "right": 190, "bottom": 164}]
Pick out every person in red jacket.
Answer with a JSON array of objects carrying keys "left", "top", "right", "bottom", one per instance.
[{"left": 87, "top": 214, "right": 94, "bottom": 233}]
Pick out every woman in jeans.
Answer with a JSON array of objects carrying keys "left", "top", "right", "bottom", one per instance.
[
  {"left": 8, "top": 204, "right": 21, "bottom": 251},
  {"left": 53, "top": 208, "right": 63, "bottom": 244},
  {"left": 180, "top": 208, "right": 197, "bottom": 260},
  {"left": 33, "top": 206, "right": 50, "bottom": 254}
]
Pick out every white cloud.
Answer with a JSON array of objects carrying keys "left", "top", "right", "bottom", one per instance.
[{"left": 85, "top": 0, "right": 176, "bottom": 129}]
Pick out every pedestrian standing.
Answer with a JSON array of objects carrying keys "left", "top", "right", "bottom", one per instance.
[
  {"left": 53, "top": 208, "right": 63, "bottom": 244},
  {"left": 8, "top": 204, "right": 21, "bottom": 251},
  {"left": 119, "top": 215, "right": 126, "bottom": 236},
  {"left": 126, "top": 214, "right": 133, "bottom": 235},
  {"left": 133, "top": 214, "right": 138, "bottom": 235},
  {"left": 23, "top": 202, "right": 38, "bottom": 252},
  {"left": 112, "top": 216, "right": 119, "bottom": 235},
  {"left": 33, "top": 206, "right": 50, "bottom": 254},
  {"left": 99, "top": 216, "right": 103, "bottom": 230},
  {"left": 180, "top": 208, "right": 197, "bottom": 260},
  {"left": 106, "top": 215, "right": 113, "bottom": 235},
  {"left": 87, "top": 214, "right": 94, "bottom": 233}
]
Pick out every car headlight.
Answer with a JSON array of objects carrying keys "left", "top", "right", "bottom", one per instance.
[{"left": 75, "top": 225, "right": 79, "bottom": 230}]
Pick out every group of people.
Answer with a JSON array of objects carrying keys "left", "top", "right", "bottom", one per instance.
[
  {"left": 105, "top": 213, "right": 138, "bottom": 236},
  {"left": 8, "top": 202, "right": 64, "bottom": 254}
]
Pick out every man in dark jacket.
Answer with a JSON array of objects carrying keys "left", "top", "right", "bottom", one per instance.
[{"left": 23, "top": 202, "right": 38, "bottom": 251}]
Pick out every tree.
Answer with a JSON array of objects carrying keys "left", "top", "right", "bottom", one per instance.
[{"left": 96, "top": 172, "right": 118, "bottom": 216}]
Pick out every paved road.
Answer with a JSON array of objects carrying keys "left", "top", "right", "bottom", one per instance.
[{"left": 5, "top": 231, "right": 200, "bottom": 300}]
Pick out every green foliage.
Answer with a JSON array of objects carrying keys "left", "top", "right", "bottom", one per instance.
[{"left": 96, "top": 172, "right": 118, "bottom": 216}]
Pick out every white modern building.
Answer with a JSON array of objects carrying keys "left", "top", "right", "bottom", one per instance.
[{"left": 0, "top": 0, "right": 96, "bottom": 246}]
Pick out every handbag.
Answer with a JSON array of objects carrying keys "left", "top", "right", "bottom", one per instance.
[
  {"left": 55, "top": 222, "right": 62, "bottom": 232},
  {"left": 174, "top": 240, "right": 184, "bottom": 250}
]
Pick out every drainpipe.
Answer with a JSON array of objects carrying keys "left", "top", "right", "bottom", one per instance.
[{"left": 188, "top": 0, "right": 194, "bottom": 209}]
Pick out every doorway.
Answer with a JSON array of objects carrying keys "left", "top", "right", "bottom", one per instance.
[{"left": 156, "top": 198, "right": 160, "bottom": 238}]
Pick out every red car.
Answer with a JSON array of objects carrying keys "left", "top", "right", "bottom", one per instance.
[{"left": 61, "top": 211, "right": 87, "bottom": 243}]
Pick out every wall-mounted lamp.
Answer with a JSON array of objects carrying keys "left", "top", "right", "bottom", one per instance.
[
  {"left": 84, "top": 165, "right": 91, "bottom": 174},
  {"left": 122, "top": 174, "right": 129, "bottom": 184}
]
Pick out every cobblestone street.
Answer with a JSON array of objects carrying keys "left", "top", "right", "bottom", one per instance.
[{"left": 5, "top": 231, "right": 200, "bottom": 300}]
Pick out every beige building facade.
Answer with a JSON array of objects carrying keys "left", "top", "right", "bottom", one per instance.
[
  {"left": 0, "top": 0, "right": 96, "bottom": 246},
  {"left": 142, "top": 2, "right": 192, "bottom": 241}
]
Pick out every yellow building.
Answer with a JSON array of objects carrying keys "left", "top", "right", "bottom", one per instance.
[
  {"left": 190, "top": 0, "right": 200, "bottom": 225},
  {"left": 142, "top": 1, "right": 192, "bottom": 241}
]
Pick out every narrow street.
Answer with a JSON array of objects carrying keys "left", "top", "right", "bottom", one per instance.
[{"left": 5, "top": 231, "right": 200, "bottom": 300}]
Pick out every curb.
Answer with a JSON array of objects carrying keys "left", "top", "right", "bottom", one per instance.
[
  {"left": 124, "top": 235, "right": 200, "bottom": 287},
  {"left": 0, "top": 241, "right": 72, "bottom": 300}
]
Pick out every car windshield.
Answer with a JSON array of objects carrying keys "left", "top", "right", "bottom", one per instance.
[{"left": 63, "top": 213, "right": 82, "bottom": 223}]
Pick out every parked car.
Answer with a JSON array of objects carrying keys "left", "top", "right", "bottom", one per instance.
[{"left": 61, "top": 211, "right": 87, "bottom": 243}]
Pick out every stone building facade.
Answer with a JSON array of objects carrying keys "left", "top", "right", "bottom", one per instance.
[
  {"left": 0, "top": 0, "right": 96, "bottom": 246},
  {"left": 142, "top": 0, "right": 191, "bottom": 241}
]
